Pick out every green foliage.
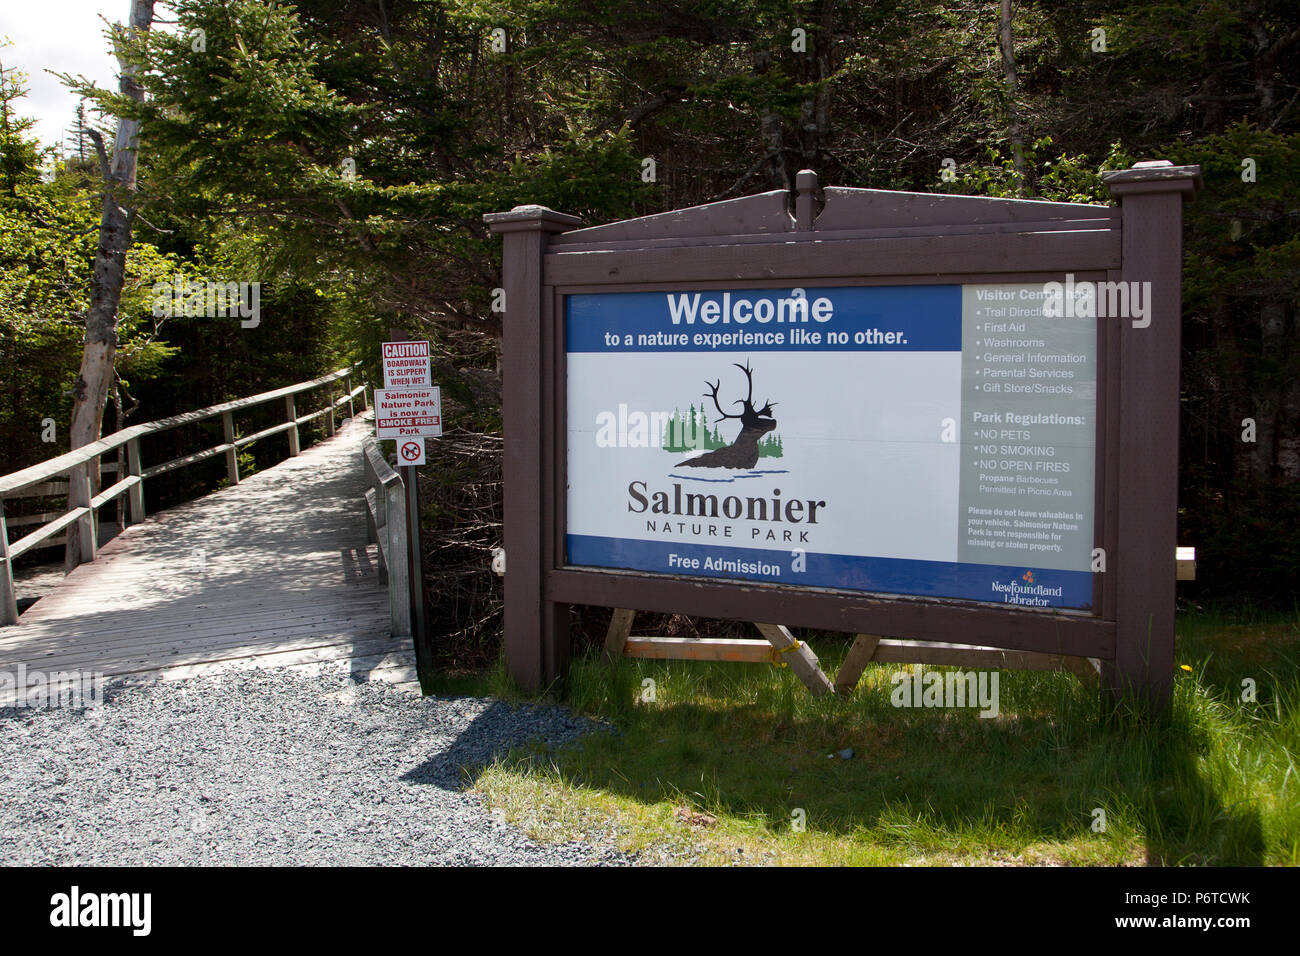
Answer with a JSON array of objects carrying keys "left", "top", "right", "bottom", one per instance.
[{"left": 0, "top": 68, "right": 179, "bottom": 472}]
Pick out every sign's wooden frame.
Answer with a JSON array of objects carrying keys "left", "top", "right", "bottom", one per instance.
[{"left": 487, "top": 163, "right": 1201, "bottom": 708}]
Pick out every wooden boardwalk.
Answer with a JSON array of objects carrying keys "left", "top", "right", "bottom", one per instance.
[{"left": 0, "top": 414, "right": 418, "bottom": 705}]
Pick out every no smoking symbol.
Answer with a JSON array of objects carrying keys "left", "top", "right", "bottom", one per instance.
[{"left": 400, "top": 441, "right": 424, "bottom": 464}]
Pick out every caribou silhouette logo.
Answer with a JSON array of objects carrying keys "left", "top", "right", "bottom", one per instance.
[{"left": 678, "top": 361, "right": 778, "bottom": 469}]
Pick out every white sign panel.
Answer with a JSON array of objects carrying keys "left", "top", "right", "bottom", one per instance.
[
  {"left": 382, "top": 341, "right": 432, "bottom": 389},
  {"left": 397, "top": 438, "right": 426, "bottom": 466},
  {"left": 374, "top": 387, "right": 443, "bottom": 438},
  {"left": 564, "top": 284, "right": 1097, "bottom": 610}
]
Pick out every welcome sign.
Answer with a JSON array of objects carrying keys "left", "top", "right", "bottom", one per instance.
[
  {"left": 489, "top": 163, "right": 1199, "bottom": 704},
  {"left": 566, "top": 284, "right": 1097, "bottom": 609}
]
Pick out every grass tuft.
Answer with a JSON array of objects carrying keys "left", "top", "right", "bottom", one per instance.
[{"left": 467, "top": 607, "right": 1300, "bottom": 865}]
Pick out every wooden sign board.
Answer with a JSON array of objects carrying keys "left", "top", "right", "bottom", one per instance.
[
  {"left": 374, "top": 387, "right": 443, "bottom": 439},
  {"left": 488, "top": 162, "right": 1201, "bottom": 709},
  {"left": 381, "top": 340, "right": 432, "bottom": 389}
]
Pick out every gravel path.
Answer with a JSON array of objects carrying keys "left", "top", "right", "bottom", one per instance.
[{"left": 0, "top": 670, "right": 631, "bottom": 866}]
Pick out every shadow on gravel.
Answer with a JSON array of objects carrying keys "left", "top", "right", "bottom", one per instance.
[{"left": 398, "top": 699, "right": 596, "bottom": 791}]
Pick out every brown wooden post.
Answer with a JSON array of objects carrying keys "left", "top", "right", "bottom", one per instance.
[
  {"left": 345, "top": 372, "right": 355, "bottom": 419},
  {"left": 222, "top": 410, "right": 240, "bottom": 485},
  {"left": 325, "top": 391, "right": 337, "bottom": 436},
  {"left": 285, "top": 394, "right": 301, "bottom": 456},
  {"left": 1102, "top": 161, "right": 1202, "bottom": 711},
  {"left": 485, "top": 204, "right": 582, "bottom": 692},
  {"left": 125, "top": 436, "right": 145, "bottom": 524}
]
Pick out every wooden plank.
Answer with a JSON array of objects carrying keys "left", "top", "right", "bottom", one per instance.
[
  {"left": 4, "top": 630, "right": 398, "bottom": 677},
  {"left": 546, "top": 229, "right": 1121, "bottom": 286},
  {"left": 548, "top": 189, "right": 789, "bottom": 245},
  {"left": 154, "top": 643, "right": 415, "bottom": 683},
  {"left": 549, "top": 217, "right": 1120, "bottom": 253},
  {"left": 232, "top": 420, "right": 297, "bottom": 448},
  {"left": 548, "top": 567, "right": 1115, "bottom": 660},
  {"left": 865, "top": 639, "right": 1096, "bottom": 678},
  {"left": 0, "top": 648, "right": 420, "bottom": 706},
  {"left": 603, "top": 607, "right": 636, "bottom": 661},
  {"left": 754, "top": 623, "right": 834, "bottom": 696},
  {"left": 142, "top": 443, "right": 230, "bottom": 479},
  {"left": 5, "top": 511, "right": 67, "bottom": 528},
  {"left": 89, "top": 475, "right": 141, "bottom": 510},
  {"left": 2, "top": 610, "right": 392, "bottom": 661},
  {"left": 834, "top": 633, "right": 882, "bottom": 694},
  {"left": 623, "top": 636, "right": 777, "bottom": 663},
  {"left": 9, "top": 507, "right": 90, "bottom": 559},
  {"left": 815, "top": 186, "right": 1114, "bottom": 230},
  {"left": 3, "top": 481, "right": 69, "bottom": 498}
]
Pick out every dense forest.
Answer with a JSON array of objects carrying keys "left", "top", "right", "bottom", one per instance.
[{"left": 1, "top": 0, "right": 1297, "bottom": 658}]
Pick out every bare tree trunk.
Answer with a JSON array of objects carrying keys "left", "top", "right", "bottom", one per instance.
[
  {"left": 998, "top": 0, "right": 1027, "bottom": 196},
  {"left": 1258, "top": 299, "right": 1300, "bottom": 481},
  {"left": 797, "top": 1, "right": 836, "bottom": 173},
  {"left": 66, "top": 0, "right": 155, "bottom": 569}
]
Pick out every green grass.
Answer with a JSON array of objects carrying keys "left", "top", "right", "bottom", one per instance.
[{"left": 459, "top": 606, "right": 1300, "bottom": 866}]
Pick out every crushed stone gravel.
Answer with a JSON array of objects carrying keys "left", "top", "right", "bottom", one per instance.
[{"left": 0, "top": 669, "right": 633, "bottom": 866}]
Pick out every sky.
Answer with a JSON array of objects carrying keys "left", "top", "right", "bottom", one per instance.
[{"left": 0, "top": 1, "right": 142, "bottom": 151}]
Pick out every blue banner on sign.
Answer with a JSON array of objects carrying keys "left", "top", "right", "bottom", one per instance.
[
  {"left": 566, "top": 285, "right": 961, "bottom": 353},
  {"left": 566, "top": 534, "right": 1093, "bottom": 610}
]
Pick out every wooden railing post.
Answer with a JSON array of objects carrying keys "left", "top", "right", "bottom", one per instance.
[
  {"left": 126, "top": 437, "right": 145, "bottom": 524},
  {"left": 67, "top": 462, "right": 96, "bottom": 568},
  {"left": 345, "top": 372, "right": 355, "bottom": 419},
  {"left": 285, "top": 395, "right": 301, "bottom": 456},
  {"left": 325, "top": 391, "right": 337, "bottom": 437},
  {"left": 222, "top": 411, "right": 240, "bottom": 485},
  {"left": 0, "top": 504, "right": 17, "bottom": 624},
  {"left": 385, "top": 477, "right": 412, "bottom": 637}
]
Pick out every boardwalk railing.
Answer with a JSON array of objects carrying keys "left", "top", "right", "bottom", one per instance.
[
  {"left": 0, "top": 366, "right": 367, "bottom": 624},
  {"left": 362, "top": 436, "right": 411, "bottom": 639}
]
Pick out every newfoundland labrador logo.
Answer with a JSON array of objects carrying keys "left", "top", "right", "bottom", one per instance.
[{"left": 992, "top": 570, "right": 1062, "bottom": 607}]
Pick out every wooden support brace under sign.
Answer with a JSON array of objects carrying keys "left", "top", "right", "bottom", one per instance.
[
  {"left": 603, "top": 607, "right": 636, "bottom": 662},
  {"left": 754, "top": 623, "right": 834, "bottom": 697},
  {"left": 835, "top": 634, "right": 881, "bottom": 695},
  {"left": 833, "top": 634, "right": 1098, "bottom": 694},
  {"left": 603, "top": 609, "right": 834, "bottom": 696}
]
